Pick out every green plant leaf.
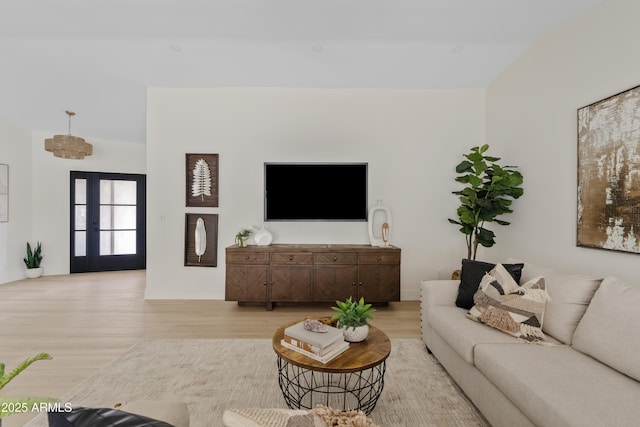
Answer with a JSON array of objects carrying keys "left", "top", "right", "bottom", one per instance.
[
  {"left": 0, "top": 353, "right": 51, "bottom": 391},
  {"left": 455, "top": 160, "right": 473, "bottom": 173}
]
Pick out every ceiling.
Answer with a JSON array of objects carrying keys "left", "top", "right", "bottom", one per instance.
[{"left": 0, "top": 0, "right": 604, "bottom": 144}]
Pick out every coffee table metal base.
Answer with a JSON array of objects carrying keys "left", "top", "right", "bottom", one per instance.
[{"left": 276, "top": 356, "right": 386, "bottom": 415}]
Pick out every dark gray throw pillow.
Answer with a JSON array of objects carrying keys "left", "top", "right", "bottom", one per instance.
[
  {"left": 48, "top": 407, "right": 175, "bottom": 427},
  {"left": 455, "top": 259, "right": 524, "bottom": 309}
]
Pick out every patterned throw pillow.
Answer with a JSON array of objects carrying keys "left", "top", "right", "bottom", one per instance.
[
  {"left": 455, "top": 259, "right": 524, "bottom": 310},
  {"left": 468, "top": 263, "right": 550, "bottom": 342}
]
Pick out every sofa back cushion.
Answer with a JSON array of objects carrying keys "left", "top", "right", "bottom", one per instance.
[
  {"left": 572, "top": 276, "right": 640, "bottom": 382},
  {"left": 507, "top": 258, "right": 602, "bottom": 344}
]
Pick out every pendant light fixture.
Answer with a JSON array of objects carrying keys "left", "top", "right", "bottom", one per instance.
[{"left": 44, "top": 110, "right": 93, "bottom": 159}]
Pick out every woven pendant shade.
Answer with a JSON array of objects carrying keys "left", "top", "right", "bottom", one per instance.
[{"left": 44, "top": 111, "right": 93, "bottom": 159}]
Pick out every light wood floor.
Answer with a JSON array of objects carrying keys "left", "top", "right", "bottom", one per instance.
[{"left": 0, "top": 270, "right": 420, "bottom": 426}]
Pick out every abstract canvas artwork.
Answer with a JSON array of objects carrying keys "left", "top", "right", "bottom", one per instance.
[
  {"left": 0, "top": 164, "right": 7, "bottom": 222},
  {"left": 577, "top": 85, "right": 640, "bottom": 254}
]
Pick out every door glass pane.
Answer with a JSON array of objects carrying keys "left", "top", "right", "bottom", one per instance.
[
  {"left": 100, "top": 230, "right": 136, "bottom": 255},
  {"left": 100, "top": 180, "right": 136, "bottom": 205},
  {"left": 75, "top": 179, "right": 86, "bottom": 204},
  {"left": 99, "top": 206, "right": 136, "bottom": 229},
  {"left": 74, "top": 231, "right": 86, "bottom": 257},
  {"left": 75, "top": 206, "right": 87, "bottom": 230}
]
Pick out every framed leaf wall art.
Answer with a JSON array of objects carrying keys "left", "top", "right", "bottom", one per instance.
[
  {"left": 186, "top": 153, "right": 219, "bottom": 207},
  {"left": 577, "top": 84, "right": 640, "bottom": 254},
  {"left": 184, "top": 213, "right": 218, "bottom": 267},
  {"left": 0, "top": 163, "right": 7, "bottom": 222}
]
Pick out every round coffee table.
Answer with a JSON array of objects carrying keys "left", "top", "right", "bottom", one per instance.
[{"left": 272, "top": 322, "right": 391, "bottom": 415}]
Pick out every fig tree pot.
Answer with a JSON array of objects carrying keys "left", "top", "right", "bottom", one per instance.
[
  {"left": 26, "top": 267, "right": 43, "bottom": 279},
  {"left": 341, "top": 325, "right": 369, "bottom": 343}
]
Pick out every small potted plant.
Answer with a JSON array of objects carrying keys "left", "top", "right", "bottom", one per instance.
[
  {"left": 23, "top": 242, "right": 43, "bottom": 279},
  {"left": 234, "top": 229, "right": 252, "bottom": 248},
  {"left": 331, "top": 297, "right": 376, "bottom": 342},
  {"left": 0, "top": 353, "right": 57, "bottom": 424}
]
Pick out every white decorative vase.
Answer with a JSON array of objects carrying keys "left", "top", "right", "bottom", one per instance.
[
  {"left": 368, "top": 200, "right": 392, "bottom": 247},
  {"left": 253, "top": 226, "right": 273, "bottom": 246},
  {"left": 26, "top": 267, "right": 43, "bottom": 279},
  {"left": 342, "top": 325, "right": 369, "bottom": 343}
]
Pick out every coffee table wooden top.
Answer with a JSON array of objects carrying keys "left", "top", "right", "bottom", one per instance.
[{"left": 272, "top": 321, "right": 391, "bottom": 373}]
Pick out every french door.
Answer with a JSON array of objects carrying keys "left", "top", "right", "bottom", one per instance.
[{"left": 70, "top": 171, "right": 146, "bottom": 273}]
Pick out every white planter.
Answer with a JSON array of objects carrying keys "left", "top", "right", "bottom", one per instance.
[
  {"left": 26, "top": 267, "right": 43, "bottom": 279},
  {"left": 342, "top": 325, "right": 369, "bottom": 343}
]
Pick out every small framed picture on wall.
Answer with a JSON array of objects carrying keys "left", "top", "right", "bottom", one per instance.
[
  {"left": 186, "top": 153, "right": 219, "bottom": 207},
  {"left": 0, "top": 164, "right": 8, "bottom": 222}
]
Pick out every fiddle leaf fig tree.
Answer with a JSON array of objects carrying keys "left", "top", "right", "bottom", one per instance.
[{"left": 448, "top": 144, "right": 523, "bottom": 260}]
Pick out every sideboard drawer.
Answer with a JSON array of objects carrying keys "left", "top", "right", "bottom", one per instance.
[
  {"left": 359, "top": 252, "right": 401, "bottom": 265},
  {"left": 314, "top": 253, "right": 357, "bottom": 265},
  {"left": 226, "top": 252, "right": 269, "bottom": 264},
  {"left": 270, "top": 253, "right": 313, "bottom": 265}
]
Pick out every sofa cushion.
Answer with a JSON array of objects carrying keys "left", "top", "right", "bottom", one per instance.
[
  {"left": 468, "top": 264, "right": 549, "bottom": 342},
  {"left": 572, "top": 276, "right": 640, "bottom": 382},
  {"left": 455, "top": 259, "right": 524, "bottom": 309},
  {"left": 118, "top": 401, "right": 189, "bottom": 427},
  {"left": 474, "top": 343, "right": 640, "bottom": 427},
  {"left": 507, "top": 258, "right": 602, "bottom": 344},
  {"left": 48, "top": 407, "right": 175, "bottom": 427},
  {"left": 426, "top": 305, "right": 521, "bottom": 364}
]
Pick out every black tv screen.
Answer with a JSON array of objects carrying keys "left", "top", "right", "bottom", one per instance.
[{"left": 264, "top": 163, "right": 368, "bottom": 221}]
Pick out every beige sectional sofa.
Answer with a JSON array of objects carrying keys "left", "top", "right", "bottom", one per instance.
[{"left": 420, "top": 259, "right": 640, "bottom": 427}]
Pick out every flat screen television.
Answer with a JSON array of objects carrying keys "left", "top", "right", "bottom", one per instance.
[{"left": 264, "top": 163, "right": 368, "bottom": 221}]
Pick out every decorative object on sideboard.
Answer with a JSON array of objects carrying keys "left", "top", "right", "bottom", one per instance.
[
  {"left": 577, "top": 84, "right": 640, "bottom": 255},
  {"left": 331, "top": 297, "right": 376, "bottom": 343},
  {"left": 191, "top": 159, "right": 212, "bottom": 202},
  {"left": 0, "top": 164, "right": 7, "bottom": 222},
  {"left": 185, "top": 214, "right": 218, "bottom": 267},
  {"left": 44, "top": 110, "right": 93, "bottom": 159},
  {"left": 448, "top": 144, "right": 523, "bottom": 260},
  {"left": 235, "top": 228, "right": 252, "bottom": 248},
  {"left": 249, "top": 224, "right": 273, "bottom": 246},
  {"left": 368, "top": 200, "right": 392, "bottom": 247},
  {"left": 23, "top": 241, "right": 43, "bottom": 279},
  {"left": 0, "top": 352, "right": 57, "bottom": 423},
  {"left": 194, "top": 217, "right": 207, "bottom": 262},
  {"left": 185, "top": 153, "right": 218, "bottom": 207}
]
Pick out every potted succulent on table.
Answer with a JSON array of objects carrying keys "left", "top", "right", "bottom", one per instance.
[
  {"left": 23, "top": 242, "right": 43, "bottom": 279},
  {"left": 0, "top": 353, "right": 57, "bottom": 425},
  {"left": 331, "top": 297, "right": 376, "bottom": 342}
]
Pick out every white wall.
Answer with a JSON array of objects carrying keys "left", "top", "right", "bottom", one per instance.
[
  {"left": 30, "top": 131, "right": 146, "bottom": 276},
  {"left": 147, "top": 88, "right": 486, "bottom": 299},
  {"left": 0, "top": 117, "right": 32, "bottom": 283},
  {"left": 486, "top": 0, "right": 640, "bottom": 283}
]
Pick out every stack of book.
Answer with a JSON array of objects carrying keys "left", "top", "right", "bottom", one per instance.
[{"left": 281, "top": 321, "right": 349, "bottom": 364}]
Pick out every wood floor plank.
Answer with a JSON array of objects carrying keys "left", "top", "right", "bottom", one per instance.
[{"left": 0, "top": 270, "right": 420, "bottom": 426}]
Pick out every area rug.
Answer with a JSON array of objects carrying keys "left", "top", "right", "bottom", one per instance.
[{"left": 24, "top": 339, "right": 487, "bottom": 427}]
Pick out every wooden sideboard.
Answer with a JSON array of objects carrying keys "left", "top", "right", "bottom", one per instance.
[{"left": 225, "top": 244, "right": 401, "bottom": 310}]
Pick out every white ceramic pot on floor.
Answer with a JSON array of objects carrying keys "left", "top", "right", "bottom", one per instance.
[{"left": 26, "top": 267, "right": 43, "bottom": 279}]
